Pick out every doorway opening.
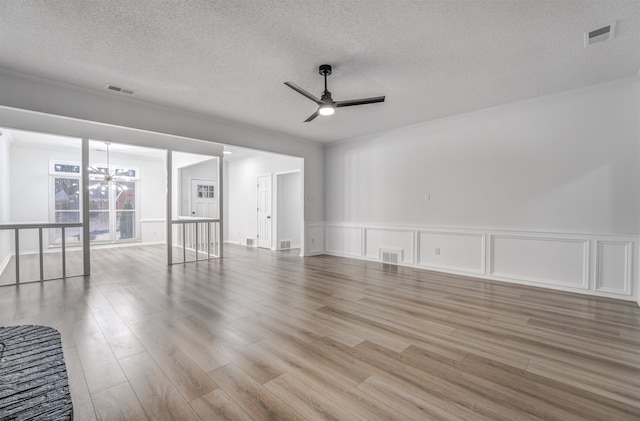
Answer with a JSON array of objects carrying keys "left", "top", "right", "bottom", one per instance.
[
  {"left": 171, "top": 152, "right": 221, "bottom": 264},
  {"left": 224, "top": 145, "right": 303, "bottom": 254}
]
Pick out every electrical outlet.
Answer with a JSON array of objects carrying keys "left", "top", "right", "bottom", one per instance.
[
  {"left": 435, "top": 248, "right": 440, "bottom": 255},
  {"left": 424, "top": 193, "right": 431, "bottom": 201}
]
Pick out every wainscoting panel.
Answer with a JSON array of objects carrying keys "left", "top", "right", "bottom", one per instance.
[
  {"left": 305, "top": 223, "right": 325, "bottom": 256},
  {"left": 490, "top": 235, "right": 589, "bottom": 289},
  {"left": 595, "top": 240, "right": 633, "bottom": 295},
  {"left": 417, "top": 231, "right": 485, "bottom": 274},
  {"left": 322, "top": 222, "right": 637, "bottom": 301},
  {"left": 364, "top": 228, "right": 414, "bottom": 264},
  {"left": 325, "top": 225, "right": 362, "bottom": 257}
]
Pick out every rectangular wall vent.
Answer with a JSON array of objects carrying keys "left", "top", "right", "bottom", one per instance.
[
  {"left": 584, "top": 22, "right": 616, "bottom": 47},
  {"left": 381, "top": 249, "right": 403, "bottom": 265},
  {"left": 106, "top": 84, "right": 137, "bottom": 95},
  {"left": 246, "top": 238, "right": 255, "bottom": 246},
  {"left": 280, "top": 240, "right": 291, "bottom": 249}
]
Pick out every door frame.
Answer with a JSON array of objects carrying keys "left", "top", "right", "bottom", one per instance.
[{"left": 256, "top": 173, "right": 272, "bottom": 249}]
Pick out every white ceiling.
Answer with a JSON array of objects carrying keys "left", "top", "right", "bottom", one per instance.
[{"left": 1, "top": 1, "right": 638, "bottom": 144}]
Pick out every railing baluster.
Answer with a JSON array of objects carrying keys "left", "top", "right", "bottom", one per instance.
[
  {"left": 39, "top": 228, "right": 44, "bottom": 281},
  {"left": 207, "top": 222, "right": 211, "bottom": 259},
  {"left": 182, "top": 223, "right": 186, "bottom": 263},
  {"left": 14, "top": 228, "right": 20, "bottom": 285},
  {"left": 61, "top": 227, "right": 66, "bottom": 278},
  {"left": 195, "top": 222, "right": 199, "bottom": 262}
]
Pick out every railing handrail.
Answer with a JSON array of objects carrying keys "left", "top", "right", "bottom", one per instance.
[
  {"left": 0, "top": 222, "right": 83, "bottom": 230},
  {"left": 171, "top": 218, "right": 220, "bottom": 224}
]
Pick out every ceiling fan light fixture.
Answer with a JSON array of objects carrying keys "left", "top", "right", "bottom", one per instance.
[
  {"left": 285, "top": 64, "right": 385, "bottom": 122},
  {"left": 319, "top": 104, "right": 335, "bottom": 116}
]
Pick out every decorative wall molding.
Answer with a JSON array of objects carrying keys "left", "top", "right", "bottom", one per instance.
[
  {"left": 325, "top": 224, "right": 362, "bottom": 257},
  {"left": 305, "top": 222, "right": 325, "bottom": 256},
  {"left": 322, "top": 222, "right": 638, "bottom": 301},
  {"left": 489, "top": 234, "right": 590, "bottom": 290},
  {"left": 417, "top": 230, "right": 486, "bottom": 275},
  {"left": 595, "top": 240, "right": 633, "bottom": 296},
  {"left": 364, "top": 227, "right": 414, "bottom": 265}
]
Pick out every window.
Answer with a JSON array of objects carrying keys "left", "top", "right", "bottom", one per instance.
[
  {"left": 50, "top": 161, "right": 81, "bottom": 244},
  {"left": 89, "top": 165, "right": 139, "bottom": 242},
  {"left": 50, "top": 160, "right": 140, "bottom": 245},
  {"left": 197, "top": 184, "right": 215, "bottom": 199},
  {"left": 115, "top": 181, "right": 136, "bottom": 240},
  {"left": 53, "top": 177, "right": 81, "bottom": 244}
]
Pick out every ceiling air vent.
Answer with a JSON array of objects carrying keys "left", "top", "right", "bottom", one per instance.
[
  {"left": 584, "top": 22, "right": 616, "bottom": 47},
  {"left": 106, "top": 84, "right": 137, "bottom": 95}
]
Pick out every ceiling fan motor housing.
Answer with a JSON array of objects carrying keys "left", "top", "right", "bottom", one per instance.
[{"left": 319, "top": 64, "right": 332, "bottom": 76}]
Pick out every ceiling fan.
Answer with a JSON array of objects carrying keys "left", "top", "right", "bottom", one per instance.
[{"left": 285, "top": 64, "right": 385, "bottom": 122}]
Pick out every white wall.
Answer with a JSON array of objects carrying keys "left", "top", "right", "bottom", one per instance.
[
  {"left": 277, "top": 171, "right": 301, "bottom": 249},
  {"left": 326, "top": 78, "right": 639, "bottom": 233},
  {"left": 226, "top": 153, "right": 301, "bottom": 248},
  {"left": 0, "top": 130, "right": 11, "bottom": 270},
  {"left": 0, "top": 71, "right": 324, "bottom": 255},
  {"left": 324, "top": 78, "right": 640, "bottom": 301}
]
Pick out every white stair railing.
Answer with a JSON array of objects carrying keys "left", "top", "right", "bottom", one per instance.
[
  {"left": 171, "top": 218, "right": 220, "bottom": 264},
  {"left": 0, "top": 222, "right": 84, "bottom": 284}
]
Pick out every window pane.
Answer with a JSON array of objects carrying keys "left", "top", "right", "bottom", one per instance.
[
  {"left": 197, "top": 184, "right": 214, "bottom": 199},
  {"left": 89, "top": 182, "right": 110, "bottom": 210},
  {"left": 55, "top": 211, "right": 80, "bottom": 224},
  {"left": 116, "top": 211, "right": 135, "bottom": 240},
  {"left": 55, "top": 178, "right": 80, "bottom": 210},
  {"left": 55, "top": 164, "right": 80, "bottom": 173},
  {"left": 115, "top": 169, "right": 136, "bottom": 177},
  {"left": 115, "top": 182, "right": 135, "bottom": 209},
  {"left": 89, "top": 211, "right": 110, "bottom": 241},
  {"left": 53, "top": 211, "right": 81, "bottom": 243}
]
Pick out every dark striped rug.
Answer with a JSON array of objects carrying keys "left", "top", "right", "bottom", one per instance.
[{"left": 0, "top": 325, "right": 73, "bottom": 420}]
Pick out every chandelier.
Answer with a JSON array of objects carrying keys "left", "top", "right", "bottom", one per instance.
[{"left": 89, "top": 142, "right": 128, "bottom": 192}]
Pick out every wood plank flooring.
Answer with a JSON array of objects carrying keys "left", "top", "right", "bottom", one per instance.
[{"left": 0, "top": 244, "right": 639, "bottom": 420}]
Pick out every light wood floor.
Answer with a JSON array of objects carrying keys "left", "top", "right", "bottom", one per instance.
[{"left": 0, "top": 244, "right": 638, "bottom": 420}]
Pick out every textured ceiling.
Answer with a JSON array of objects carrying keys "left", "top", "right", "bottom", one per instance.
[{"left": 1, "top": 1, "right": 639, "bottom": 144}]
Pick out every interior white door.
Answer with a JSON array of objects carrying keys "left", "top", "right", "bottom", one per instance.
[
  {"left": 257, "top": 175, "right": 272, "bottom": 249},
  {"left": 190, "top": 178, "right": 217, "bottom": 218}
]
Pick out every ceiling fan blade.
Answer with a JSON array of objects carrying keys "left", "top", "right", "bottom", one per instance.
[
  {"left": 304, "top": 109, "right": 320, "bottom": 123},
  {"left": 284, "top": 82, "right": 322, "bottom": 104},
  {"left": 336, "top": 96, "right": 385, "bottom": 108}
]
